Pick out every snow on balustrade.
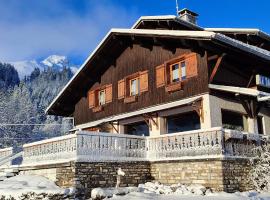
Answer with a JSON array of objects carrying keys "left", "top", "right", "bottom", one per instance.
[
  {"left": 147, "top": 127, "right": 224, "bottom": 161},
  {"left": 22, "top": 131, "right": 147, "bottom": 166},
  {"left": 21, "top": 128, "right": 261, "bottom": 166},
  {"left": 0, "top": 147, "right": 13, "bottom": 160}
]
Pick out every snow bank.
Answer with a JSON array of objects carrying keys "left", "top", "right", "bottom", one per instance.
[
  {"left": 90, "top": 182, "right": 270, "bottom": 200},
  {"left": 0, "top": 175, "right": 74, "bottom": 198}
]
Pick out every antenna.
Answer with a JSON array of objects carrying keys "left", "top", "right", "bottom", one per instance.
[{"left": 175, "top": 0, "right": 179, "bottom": 15}]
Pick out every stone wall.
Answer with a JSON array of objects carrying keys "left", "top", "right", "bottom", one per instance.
[
  {"left": 151, "top": 158, "right": 252, "bottom": 192},
  {"left": 17, "top": 158, "right": 252, "bottom": 197}
]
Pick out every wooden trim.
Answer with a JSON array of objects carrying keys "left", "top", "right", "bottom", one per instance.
[
  {"left": 124, "top": 95, "right": 137, "bottom": 104},
  {"left": 92, "top": 105, "right": 103, "bottom": 113},
  {"left": 156, "top": 64, "right": 165, "bottom": 88},
  {"left": 209, "top": 53, "right": 226, "bottom": 83},
  {"left": 165, "top": 82, "right": 182, "bottom": 93}
]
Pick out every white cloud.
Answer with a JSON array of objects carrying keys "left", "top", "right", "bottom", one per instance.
[{"left": 0, "top": 1, "right": 138, "bottom": 63}]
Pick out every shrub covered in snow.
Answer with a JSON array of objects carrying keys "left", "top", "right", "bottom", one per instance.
[{"left": 250, "top": 144, "right": 270, "bottom": 192}]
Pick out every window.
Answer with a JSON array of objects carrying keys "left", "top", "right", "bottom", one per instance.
[
  {"left": 222, "top": 110, "right": 244, "bottom": 131},
  {"left": 130, "top": 78, "right": 139, "bottom": 96},
  {"left": 125, "top": 121, "right": 149, "bottom": 136},
  {"left": 171, "top": 63, "right": 180, "bottom": 82},
  {"left": 88, "top": 84, "right": 112, "bottom": 111},
  {"left": 98, "top": 90, "right": 105, "bottom": 105},
  {"left": 167, "top": 112, "right": 200, "bottom": 134},
  {"left": 170, "top": 61, "right": 187, "bottom": 84},
  {"left": 181, "top": 61, "right": 186, "bottom": 80},
  {"left": 257, "top": 116, "right": 264, "bottom": 135}
]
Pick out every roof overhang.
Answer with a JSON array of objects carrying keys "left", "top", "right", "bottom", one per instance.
[
  {"left": 132, "top": 15, "right": 204, "bottom": 30},
  {"left": 209, "top": 84, "right": 270, "bottom": 100},
  {"left": 205, "top": 28, "right": 270, "bottom": 42},
  {"left": 46, "top": 29, "right": 270, "bottom": 116}
]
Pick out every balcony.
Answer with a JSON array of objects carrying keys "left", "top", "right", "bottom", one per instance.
[{"left": 0, "top": 127, "right": 262, "bottom": 167}]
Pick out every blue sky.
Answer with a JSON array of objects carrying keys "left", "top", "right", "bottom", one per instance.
[{"left": 0, "top": 0, "right": 269, "bottom": 65}]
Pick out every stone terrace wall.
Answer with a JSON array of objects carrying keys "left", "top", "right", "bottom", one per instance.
[
  {"left": 17, "top": 158, "right": 252, "bottom": 197},
  {"left": 74, "top": 161, "right": 152, "bottom": 196},
  {"left": 151, "top": 158, "right": 252, "bottom": 192}
]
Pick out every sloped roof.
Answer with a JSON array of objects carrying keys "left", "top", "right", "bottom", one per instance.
[
  {"left": 205, "top": 28, "right": 270, "bottom": 42},
  {"left": 46, "top": 29, "right": 270, "bottom": 116},
  {"left": 131, "top": 15, "right": 203, "bottom": 30}
]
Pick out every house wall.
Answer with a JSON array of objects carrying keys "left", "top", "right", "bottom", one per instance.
[
  {"left": 208, "top": 94, "right": 270, "bottom": 134},
  {"left": 73, "top": 44, "right": 209, "bottom": 126}
]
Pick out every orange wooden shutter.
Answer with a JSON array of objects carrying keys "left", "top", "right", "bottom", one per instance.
[
  {"left": 139, "top": 70, "right": 148, "bottom": 93},
  {"left": 105, "top": 84, "right": 112, "bottom": 103},
  {"left": 185, "top": 53, "right": 198, "bottom": 78},
  {"left": 118, "top": 79, "right": 125, "bottom": 99},
  {"left": 88, "top": 90, "right": 95, "bottom": 108},
  {"left": 156, "top": 65, "right": 165, "bottom": 87}
]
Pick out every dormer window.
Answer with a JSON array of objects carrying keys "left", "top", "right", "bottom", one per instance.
[
  {"left": 98, "top": 90, "right": 106, "bottom": 105},
  {"left": 130, "top": 78, "right": 139, "bottom": 96}
]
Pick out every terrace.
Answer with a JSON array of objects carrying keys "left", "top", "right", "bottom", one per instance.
[{"left": 0, "top": 127, "right": 262, "bottom": 168}]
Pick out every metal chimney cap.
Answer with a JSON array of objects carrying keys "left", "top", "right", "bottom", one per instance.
[{"left": 178, "top": 8, "right": 199, "bottom": 17}]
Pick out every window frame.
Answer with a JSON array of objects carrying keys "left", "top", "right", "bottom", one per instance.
[
  {"left": 98, "top": 89, "right": 106, "bottom": 106},
  {"left": 129, "top": 77, "right": 140, "bottom": 96},
  {"left": 169, "top": 59, "right": 186, "bottom": 84}
]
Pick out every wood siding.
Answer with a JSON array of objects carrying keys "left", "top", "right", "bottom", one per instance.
[{"left": 74, "top": 44, "right": 209, "bottom": 126}]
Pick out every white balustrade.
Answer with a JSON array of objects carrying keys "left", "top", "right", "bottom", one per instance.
[
  {"left": 20, "top": 128, "right": 260, "bottom": 166},
  {"left": 0, "top": 147, "right": 13, "bottom": 159}
]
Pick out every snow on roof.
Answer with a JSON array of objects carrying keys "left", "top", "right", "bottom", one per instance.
[
  {"left": 205, "top": 28, "right": 270, "bottom": 41},
  {"left": 131, "top": 15, "right": 204, "bottom": 30},
  {"left": 46, "top": 28, "right": 270, "bottom": 115}
]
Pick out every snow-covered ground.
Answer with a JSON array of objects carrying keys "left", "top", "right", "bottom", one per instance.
[
  {"left": 92, "top": 182, "right": 270, "bottom": 200},
  {"left": 0, "top": 175, "right": 270, "bottom": 200},
  {"left": 0, "top": 175, "right": 74, "bottom": 198}
]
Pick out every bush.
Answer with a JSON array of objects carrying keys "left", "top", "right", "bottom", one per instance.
[{"left": 250, "top": 144, "right": 270, "bottom": 192}]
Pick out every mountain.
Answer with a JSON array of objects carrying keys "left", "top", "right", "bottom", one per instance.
[{"left": 11, "top": 55, "right": 78, "bottom": 79}]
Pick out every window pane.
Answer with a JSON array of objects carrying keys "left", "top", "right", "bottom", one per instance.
[
  {"left": 172, "top": 64, "right": 179, "bottom": 82},
  {"left": 167, "top": 112, "right": 200, "bottom": 134},
  {"left": 181, "top": 61, "right": 186, "bottom": 80},
  {"left": 125, "top": 121, "right": 149, "bottom": 136},
  {"left": 130, "top": 79, "right": 138, "bottom": 96},
  {"left": 99, "top": 90, "right": 105, "bottom": 105},
  {"left": 222, "top": 110, "right": 244, "bottom": 131}
]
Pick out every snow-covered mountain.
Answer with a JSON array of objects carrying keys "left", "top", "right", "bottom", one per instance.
[{"left": 11, "top": 55, "right": 78, "bottom": 79}]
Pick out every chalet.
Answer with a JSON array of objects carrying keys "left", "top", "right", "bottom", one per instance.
[
  {"left": 1, "top": 9, "right": 270, "bottom": 197},
  {"left": 46, "top": 9, "right": 270, "bottom": 137}
]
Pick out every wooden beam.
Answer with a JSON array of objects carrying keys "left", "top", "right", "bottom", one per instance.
[
  {"left": 209, "top": 53, "right": 226, "bottom": 83},
  {"left": 208, "top": 55, "right": 219, "bottom": 61},
  {"left": 246, "top": 73, "right": 255, "bottom": 88}
]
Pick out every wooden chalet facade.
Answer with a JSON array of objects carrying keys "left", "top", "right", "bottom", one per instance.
[
  {"left": 3, "top": 9, "right": 270, "bottom": 194},
  {"left": 46, "top": 9, "right": 270, "bottom": 137}
]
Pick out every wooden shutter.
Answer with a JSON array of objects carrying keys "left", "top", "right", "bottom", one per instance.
[
  {"left": 88, "top": 90, "right": 95, "bottom": 108},
  {"left": 156, "top": 65, "right": 165, "bottom": 87},
  {"left": 185, "top": 53, "right": 198, "bottom": 78},
  {"left": 105, "top": 84, "right": 112, "bottom": 103},
  {"left": 118, "top": 79, "right": 125, "bottom": 99},
  {"left": 139, "top": 70, "right": 148, "bottom": 93}
]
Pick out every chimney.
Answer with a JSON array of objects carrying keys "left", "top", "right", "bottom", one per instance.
[{"left": 178, "top": 8, "right": 198, "bottom": 24}]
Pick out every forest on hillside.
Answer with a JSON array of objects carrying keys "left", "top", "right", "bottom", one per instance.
[{"left": 0, "top": 63, "right": 73, "bottom": 148}]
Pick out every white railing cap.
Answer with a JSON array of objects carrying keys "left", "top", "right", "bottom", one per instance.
[
  {"left": 76, "top": 131, "right": 146, "bottom": 139},
  {"left": 148, "top": 127, "right": 223, "bottom": 139},
  {"left": 23, "top": 134, "right": 77, "bottom": 148},
  {"left": 0, "top": 147, "right": 13, "bottom": 152}
]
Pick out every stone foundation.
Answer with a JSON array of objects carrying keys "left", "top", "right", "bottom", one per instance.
[{"left": 17, "top": 158, "right": 252, "bottom": 197}]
